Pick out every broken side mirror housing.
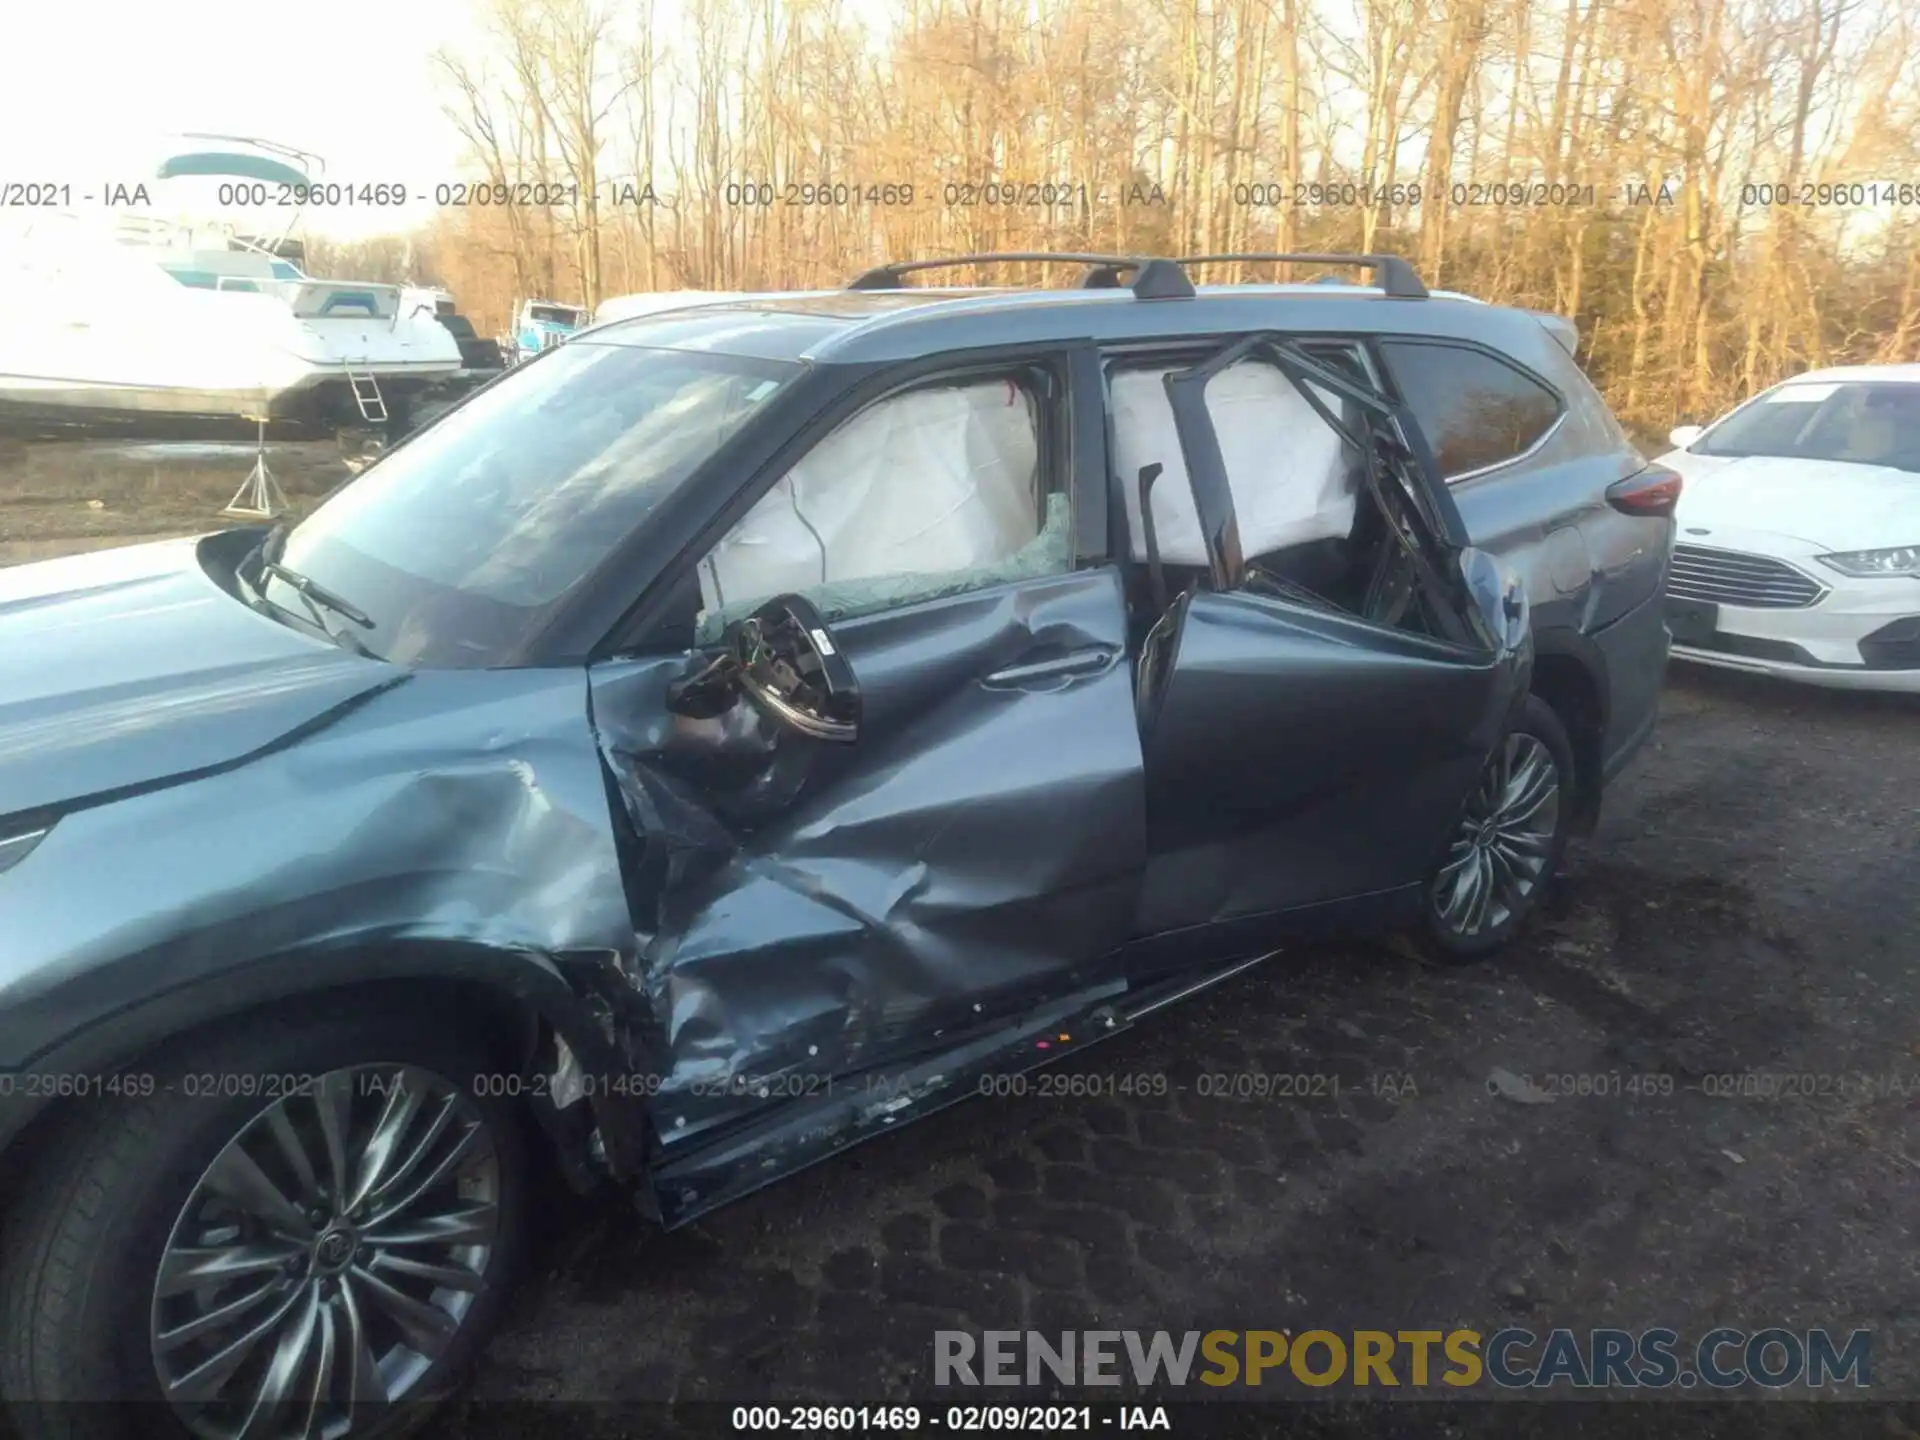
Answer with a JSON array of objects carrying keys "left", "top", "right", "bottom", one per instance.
[{"left": 727, "top": 594, "right": 862, "bottom": 743}]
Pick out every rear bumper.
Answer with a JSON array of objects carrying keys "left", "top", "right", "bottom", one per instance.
[{"left": 1589, "top": 587, "right": 1671, "bottom": 780}]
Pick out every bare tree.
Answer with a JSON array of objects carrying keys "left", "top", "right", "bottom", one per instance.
[{"left": 413, "top": 0, "right": 1920, "bottom": 437}]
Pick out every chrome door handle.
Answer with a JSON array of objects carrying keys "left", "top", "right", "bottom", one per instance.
[{"left": 983, "top": 646, "right": 1119, "bottom": 689}]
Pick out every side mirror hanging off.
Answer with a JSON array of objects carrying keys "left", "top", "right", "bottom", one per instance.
[{"left": 730, "top": 594, "right": 862, "bottom": 743}]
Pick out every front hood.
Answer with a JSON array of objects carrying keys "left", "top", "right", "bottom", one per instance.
[
  {"left": 1665, "top": 451, "right": 1920, "bottom": 551},
  {"left": 0, "top": 536, "right": 400, "bottom": 820}
]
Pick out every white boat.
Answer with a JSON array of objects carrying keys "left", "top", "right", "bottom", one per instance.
[
  {"left": 0, "top": 137, "right": 461, "bottom": 435},
  {"left": 400, "top": 285, "right": 506, "bottom": 382}
]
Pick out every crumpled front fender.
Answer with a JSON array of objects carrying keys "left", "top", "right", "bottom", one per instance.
[{"left": 0, "top": 667, "right": 665, "bottom": 1203}]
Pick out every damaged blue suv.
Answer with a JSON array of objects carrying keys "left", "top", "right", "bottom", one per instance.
[{"left": 0, "top": 253, "right": 1675, "bottom": 1439}]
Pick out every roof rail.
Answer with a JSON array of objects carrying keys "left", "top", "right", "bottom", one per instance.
[
  {"left": 1176, "top": 253, "right": 1429, "bottom": 300},
  {"left": 847, "top": 253, "right": 1195, "bottom": 300}
]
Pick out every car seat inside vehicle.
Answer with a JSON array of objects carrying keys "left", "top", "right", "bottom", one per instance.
[{"left": 1837, "top": 393, "right": 1920, "bottom": 469}]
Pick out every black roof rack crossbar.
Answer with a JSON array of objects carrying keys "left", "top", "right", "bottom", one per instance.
[
  {"left": 1175, "top": 253, "right": 1429, "bottom": 299},
  {"left": 847, "top": 253, "right": 1195, "bottom": 300}
]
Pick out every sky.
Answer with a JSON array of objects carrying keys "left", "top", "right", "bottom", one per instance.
[{"left": 0, "top": 1, "right": 483, "bottom": 238}]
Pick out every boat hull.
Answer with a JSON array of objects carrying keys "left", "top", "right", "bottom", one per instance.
[{"left": 0, "top": 364, "right": 460, "bottom": 438}]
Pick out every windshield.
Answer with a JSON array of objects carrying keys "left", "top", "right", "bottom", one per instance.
[
  {"left": 275, "top": 341, "right": 799, "bottom": 666},
  {"left": 1695, "top": 381, "right": 1920, "bottom": 472},
  {"left": 530, "top": 305, "right": 582, "bottom": 325}
]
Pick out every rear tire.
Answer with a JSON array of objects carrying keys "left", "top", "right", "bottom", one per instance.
[
  {"left": 0, "top": 1006, "right": 527, "bottom": 1440},
  {"left": 1418, "top": 693, "right": 1576, "bottom": 962}
]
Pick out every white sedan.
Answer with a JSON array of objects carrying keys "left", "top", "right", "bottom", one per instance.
[{"left": 1656, "top": 364, "right": 1920, "bottom": 692}]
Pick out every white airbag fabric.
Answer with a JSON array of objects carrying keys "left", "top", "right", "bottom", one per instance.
[
  {"left": 1110, "top": 361, "right": 1353, "bottom": 564},
  {"left": 698, "top": 380, "right": 1041, "bottom": 618}
]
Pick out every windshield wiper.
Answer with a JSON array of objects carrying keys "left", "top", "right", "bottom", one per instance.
[
  {"left": 268, "top": 579, "right": 380, "bottom": 660},
  {"left": 234, "top": 528, "right": 381, "bottom": 657},
  {"left": 260, "top": 561, "right": 375, "bottom": 629},
  {"left": 238, "top": 558, "right": 381, "bottom": 660}
]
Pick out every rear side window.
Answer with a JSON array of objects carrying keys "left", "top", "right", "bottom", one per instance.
[{"left": 1379, "top": 340, "right": 1564, "bottom": 480}]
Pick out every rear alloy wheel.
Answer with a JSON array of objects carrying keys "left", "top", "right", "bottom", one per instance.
[
  {"left": 1422, "top": 694, "right": 1574, "bottom": 960},
  {"left": 0, "top": 1009, "right": 526, "bottom": 1440}
]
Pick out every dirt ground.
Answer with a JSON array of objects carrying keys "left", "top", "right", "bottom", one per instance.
[
  {"left": 5, "top": 441, "right": 1917, "bottom": 1433},
  {"left": 0, "top": 436, "right": 352, "bottom": 566}
]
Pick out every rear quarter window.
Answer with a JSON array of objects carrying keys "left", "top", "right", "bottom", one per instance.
[{"left": 1379, "top": 339, "right": 1565, "bottom": 480}]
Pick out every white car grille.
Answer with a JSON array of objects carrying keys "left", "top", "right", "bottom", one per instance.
[{"left": 1668, "top": 544, "right": 1827, "bottom": 610}]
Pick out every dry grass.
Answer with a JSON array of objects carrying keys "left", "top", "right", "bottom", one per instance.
[{"left": 0, "top": 437, "right": 358, "bottom": 565}]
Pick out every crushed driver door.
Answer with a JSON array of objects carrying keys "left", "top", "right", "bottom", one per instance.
[
  {"left": 1131, "top": 335, "right": 1532, "bottom": 940},
  {"left": 584, "top": 357, "right": 1150, "bottom": 1188}
]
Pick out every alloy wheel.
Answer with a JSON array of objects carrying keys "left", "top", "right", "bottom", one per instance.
[
  {"left": 1432, "top": 732, "right": 1562, "bottom": 938},
  {"left": 150, "top": 1065, "right": 500, "bottom": 1440}
]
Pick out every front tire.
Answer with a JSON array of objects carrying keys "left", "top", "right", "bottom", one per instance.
[
  {"left": 1420, "top": 693, "right": 1576, "bottom": 961},
  {"left": 0, "top": 1007, "right": 527, "bottom": 1440}
]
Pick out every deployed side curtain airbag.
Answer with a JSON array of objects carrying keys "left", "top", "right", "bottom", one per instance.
[
  {"left": 698, "top": 380, "right": 1041, "bottom": 619},
  {"left": 1110, "top": 360, "right": 1354, "bottom": 565},
  {"left": 696, "top": 494, "right": 1072, "bottom": 643}
]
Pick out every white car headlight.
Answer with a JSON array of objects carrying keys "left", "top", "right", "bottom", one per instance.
[{"left": 1816, "top": 545, "right": 1920, "bottom": 578}]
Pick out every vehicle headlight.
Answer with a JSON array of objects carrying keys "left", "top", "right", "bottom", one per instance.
[
  {"left": 1815, "top": 545, "right": 1920, "bottom": 578},
  {"left": 0, "top": 823, "right": 51, "bottom": 877}
]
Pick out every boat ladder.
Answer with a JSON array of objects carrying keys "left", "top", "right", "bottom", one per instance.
[{"left": 345, "top": 363, "right": 388, "bottom": 424}]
